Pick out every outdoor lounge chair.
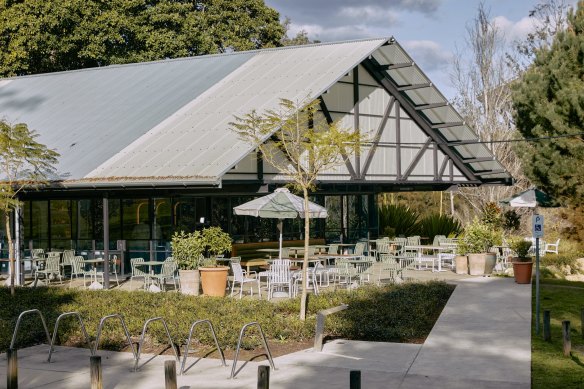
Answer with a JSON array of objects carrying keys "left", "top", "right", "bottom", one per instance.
[{"left": 544, "top": 239, "right": 560, "bottom": 254}]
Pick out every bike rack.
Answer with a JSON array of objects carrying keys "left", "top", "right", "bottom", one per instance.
[
  {"left": 180, "top": 319, "right": 227, "bottom": 375},
  {"left": 10, "top": 309, "right": 52, "bottom": 350},
  {"left": 48, "top": 312, "right": 94, "bottom": 362},
  {"left": 94, "top": 314, "right": 137, "bottom": 360},
  {"left": 134, "top": 317, "right": 179, "bottom": 372},
  {"left": 229, "top": 322, "right": 275, "bottom": 379}
]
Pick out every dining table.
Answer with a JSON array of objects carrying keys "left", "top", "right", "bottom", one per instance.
[
  {"left": 137, "top": 261, "right": 165, "bottom": 291},
  {"left": 405, "top": 245, "right": 452, "bottom": 272}
]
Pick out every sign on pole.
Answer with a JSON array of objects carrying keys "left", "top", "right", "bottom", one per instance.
[{"left": 532, "top": 214, "right": 544, "bottom": 238}]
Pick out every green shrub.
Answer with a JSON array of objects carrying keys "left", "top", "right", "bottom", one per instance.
[
  {"left": 417, "top": 213, "right": 462, "bottom": 242},
  {"left": 458, "top": 218, "right": 503, "bottom": 254},
  {"left": 0, "top": 281, "right": 454, "bottom": 352},
  {"left": 378, "top": 203, "right": 420, "bottom": 237}
]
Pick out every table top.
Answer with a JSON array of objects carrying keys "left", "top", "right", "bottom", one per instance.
[
  {"left": 241, "top": 259, "right": 268, "bottom": 265},
  {"left": 337, "top": 243, "right": 356, "bottom": 247},
  {"left": 256, "top": 248, "right": 281, "bottom": 253},
  {"left": 83, "top": 259, "right": 104, "bottom": 264},
  {"left": 405, "top": 245, "right": 449, "bottom": 250},
  {"left": 315, "top": 253, "right": 362, "bottom": 259},
  {"left": 138, "top": 261, "right": 165, "bottom": 266}
]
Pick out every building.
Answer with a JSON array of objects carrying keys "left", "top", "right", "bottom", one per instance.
[{"left": 0, "top": 37, "right": 511, "bottom": 268}]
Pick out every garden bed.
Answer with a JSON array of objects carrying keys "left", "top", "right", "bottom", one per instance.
[{"left": 0, "top": 281, "right": 454, "bottom": 355}]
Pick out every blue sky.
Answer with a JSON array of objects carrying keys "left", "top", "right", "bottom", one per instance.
[{"left": 265, "top": 0, "right": 577, "bottom": 99}]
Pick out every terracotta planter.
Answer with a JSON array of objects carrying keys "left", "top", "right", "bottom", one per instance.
[
  {"left": 467, "top": 253, "right": 497, "bottom": 276},
  {"left": 454, "top": 255, "right": 468, "bottom": 275},
  {"left": 200, "top": 266, "right": 229, "bottom": 297},
  {"left": 512, "top": 261, "right": 533, "bottom": 284},
  {"left": 179, "top": 269, "right": 200, "bottom": 296}
]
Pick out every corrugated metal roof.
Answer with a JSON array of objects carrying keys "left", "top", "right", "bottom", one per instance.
[{"left": 87, "top": 39, "right": 387, "bottom": 181}]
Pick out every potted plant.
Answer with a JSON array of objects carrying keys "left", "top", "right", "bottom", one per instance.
[
  {"left": 171, "top": 230, "right": 205, "bottom": 295},
  {"left": 458, "top": 218, "right": 501, "bottom": 276},
  {"left": 508, "top": 237, "right": 533, "bottom": 284},
  {"left": 199, "top": 226, "right": 232, "bottom": 297}
]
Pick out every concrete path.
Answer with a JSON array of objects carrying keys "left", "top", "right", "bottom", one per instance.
[{"left": 0, "top": 277, "right": 531, "bottom": 388}]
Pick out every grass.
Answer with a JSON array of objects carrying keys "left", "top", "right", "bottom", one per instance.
[
  {"left": 0, "top": 281, "right": 454, "bottom": 353},
  {"left": 532, "top": 279, "right": 584, "bottom": 388}
]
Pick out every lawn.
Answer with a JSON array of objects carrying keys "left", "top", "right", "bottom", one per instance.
[
  {"left": 0, "top": 281, "right": 454, "bottom": 354},
  {"left": 532, "top": 279, "right": 584, "bottom": 388}
]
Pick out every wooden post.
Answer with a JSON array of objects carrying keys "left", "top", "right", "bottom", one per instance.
[
  {"left": 7, "top": 348, "right": 17, "bottom": 389},
  {"left": 164, "top": 360, "right": 177, "bottom": 389},
  {"left": 90, "top": 356, "right": 102, "bottom": 389},
  {"left": 562, "top": 320, "right": 571, "bottom": 357},
  {"left": 581, "top": 307, "right": 584, "bottom": 340},
  {"left": 543, "top": 310, "right": 551, "bottom": 342},
  {"left": 350, "top": 370, "right": 361, "bottom": 389},
  {"left": 257, "top": 365, "right": 270, "bottom": 389}
]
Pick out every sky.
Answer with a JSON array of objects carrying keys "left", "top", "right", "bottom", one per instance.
[{"left": 264, "top": 0, "right": 578, "bottom": 99}]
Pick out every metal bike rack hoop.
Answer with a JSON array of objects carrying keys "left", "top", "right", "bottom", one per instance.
[
  {"left": 94, "top": 314, "right": 137, "bottom": 360},
  {"left": 134, "top": 317, "right": 179, "bottom": 372},
  {"left": 48, "top": 312, "right": 94, "bottom": 362},
  {"left": 229, "top": 321, "right": 275, "bottom": 379},
  {"left": 10, "top": 309, "right": 52, "bottom": 350},
  {"left": 180, "top": 319, "right": 227, "bottom": 375}
]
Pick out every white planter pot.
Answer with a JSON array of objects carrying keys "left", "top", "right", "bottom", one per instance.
[{"left": 179, "top": 269, "right": 200, "bottom": 296}]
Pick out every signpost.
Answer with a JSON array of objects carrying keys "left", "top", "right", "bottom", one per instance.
[{"left": 533, "top": 214, "right": 544, "bottom": 334}]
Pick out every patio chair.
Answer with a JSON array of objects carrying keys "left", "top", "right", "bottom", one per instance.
[
  {"left": 545, "top": 239, "right": 560, "bottom": 254},
  {"left": 61, "top": 249, "right": 75, "bottom": 278},
  {"left": 377, "top": 254, "right": 403, "bottom": 284},
  {"left": 267, "top": 261, "right": 293, "bottom": 300},
  {"left": 230, "top": 262, "right": 260, "bottom": 299},
  {"left": 70, "top": 255, "right": 96, "bottom": 289},
  {"left": 354, "top": 242, "right": 366, "bottom": 256},
  {"left": 150, "top": 257, "right": 178, "bottom": 291},
  {"left": 292, "top": 265, "right": 319, "bottom": 296},
  {"left": 327, "top": 244, "right": 338, "bottom": 255},
  {"left": 313, "top": 261, "right": 330, "bottom": 287},
  {"left": 34, "top": 254, "right": 63, "bottom": 285},
  {"left": 130, "top": 258, "right": 150, "bottom": 290}
]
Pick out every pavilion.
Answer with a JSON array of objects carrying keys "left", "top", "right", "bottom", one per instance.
[{"left": 0, "top": 37, "right": 511, "bottom": 279}]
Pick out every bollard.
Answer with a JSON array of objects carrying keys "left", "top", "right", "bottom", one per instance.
[
  {"left": 7, "top": 348, "right": 17, "bottom": 389},
  {"left": 165, "top": 360, "right": 177, "bottom": 389},
  {"left": 543, "top": 310, "right": 551, "bottom": 342},
  {"left": 350, "top": 370, "right": 361, "bottom": 389},
  {"left": 90, "top": 356, "right": 103, "bottom": 389},
  {"left": 257, "top": 365, "right": 270, "bottom": 389},
  {"left": 562, "top": 321, "right": 571, "bottom": 357}
]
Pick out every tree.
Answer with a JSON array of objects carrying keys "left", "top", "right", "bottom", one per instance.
[
  {"left": 450, "top": 3, "right": 529, "bottom": 220},
  {"left": 231, "top": 98, "right": 363, "bottom": 320},
  {"left": 511, "top": 2, "right": 584, "bottom": 208},
  {"left": 0, "top": 0, "right": 285, "bottom": 77},
  {"left": 0, "top": 120, "right": 59, "bottom": 294},
  {"left": 280, "top": 17, "right": 320, "bottom": 46}
]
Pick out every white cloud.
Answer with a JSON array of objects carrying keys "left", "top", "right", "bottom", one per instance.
[
  {"left": 337, "top": 6, "right": 400, "bottom": 26},
  {"left": 492, "top": 15, "right": 537, "bottom": 43},
  {"left": 402, "top": 40, "right": 453, "bottom": 72}
]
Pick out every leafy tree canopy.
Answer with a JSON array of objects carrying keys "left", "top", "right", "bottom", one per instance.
[
  {"left": 512, "top": 1, "right": 584, "bottom": 207},
  {"left": 0, "top": 0, "right": 285, "bottom": 76}
]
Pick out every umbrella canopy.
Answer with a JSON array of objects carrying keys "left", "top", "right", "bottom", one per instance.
[
  {"left": 233, "top": 188, "right": 328, "bottom": 219},
  {"left": 233, "top": 188, "right": 328, "bottom": 260},
  {"left": 500, "top": 188, "right": 557, "bottom": 208}
]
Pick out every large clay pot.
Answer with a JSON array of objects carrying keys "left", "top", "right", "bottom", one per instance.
[
  {"left": 179, "top": 269, "right": 200, "bottom": 296},
  {"left": 454, "top": 255, "right": 468, "bottom": 275},
  {"left": 512, "top": 261, "right": 533, "bottom": 284},
  {"left": 467, "top": 253, "right": 497, "bottom": 276},
  {"left": 200, "top": 266, "right": 229, "bottom": 297}
]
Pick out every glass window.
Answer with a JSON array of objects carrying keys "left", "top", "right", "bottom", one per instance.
[
  {"left": 174, "top": 197, "right": 206, "bottom": 233},
  {"left": 325, "top": 196, "right": 341, "bottom": 242},
  {"left": 123, "top": 199, "right": 150, "bottom": 240},
  {"left": 30, "top": 200, "right": 49, "bottom": 248},
  {"left": 153, "top": 198, "right": 171, "bottom": 241}
]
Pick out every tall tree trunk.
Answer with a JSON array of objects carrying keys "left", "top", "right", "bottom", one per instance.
[
  {"left": 5, "top": 211, "right": 15, "bottom": 295},
  {"left": 299, "top": 187, "right": 310, "bottom": 321}
]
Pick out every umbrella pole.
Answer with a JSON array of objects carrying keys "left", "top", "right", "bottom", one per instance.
[{"left": 278, "top": 220, "right": 283, "bottom": 260}]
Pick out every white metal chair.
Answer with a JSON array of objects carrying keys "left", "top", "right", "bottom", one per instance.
[
  {"left": 150, "top": 257, "right": 178, "bottom": 291},
  {"left": 545, "top": 239, "right": 560, "bottom": 254},
  {"left": 35, "top": 254, "right": 63, "bottom": 284},
  {"left": 293, "top": 265, "right": 320, "bottom": 296},
  {"left": 70, "top": 255, "right": 96, "bottom": 289},
  {"left": 130, "top": 257, "right": 150, "bottom": 290},
  {"left": 354, "top": 242, "right": 366, "bottom": 256},
  {"left": 230, "top": 262, "right": 259, "bottom": 299},
  {"left": 267, "top": 260, "right": 293, "bottom": 300}
]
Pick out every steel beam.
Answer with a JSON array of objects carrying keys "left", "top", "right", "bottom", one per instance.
[
  {"left": 401, "top": 137, "right": 432, "bottom": 180},
  {"left": 360, "top": 97, "right": 395, "bottom": 178}
]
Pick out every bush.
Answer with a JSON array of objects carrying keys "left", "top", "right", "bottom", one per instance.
[
  {"left": 378, "top": 203, "right": 420, "bottom": 237},
  {"left": 0, "top": 281, "right": 454, "bottom": 352},
  {"left": 417, "top": 213, "right": 462, "bottom": 242}
]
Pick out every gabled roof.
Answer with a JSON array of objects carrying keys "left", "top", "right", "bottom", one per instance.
[{"left": 0, "top": 38, "right": 511, "bottom": 188}]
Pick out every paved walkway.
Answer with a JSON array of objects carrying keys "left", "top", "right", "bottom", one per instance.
[{"left": 0, "top": 277, "right": 531, "bottom": 388}]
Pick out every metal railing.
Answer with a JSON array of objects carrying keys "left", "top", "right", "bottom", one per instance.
[
  {"left": 94, "top": 314, "right": 137, "bottom": 360},
  {"left": 48, "top": 312, "right": 94, "bottom": 362},
  {"left": 10, "top": 309, "right": 51, "bottom": 350},
  {"left": 134, "top": 317, "right": 179, "bottom": 372},
  {"left": 180, "top": 319, "right": 226, "bottom": 375},
  {"left": 314, "top": 304, "right": 349, "bottom": 352},
  {"left": 229, "top": 322, "right": 275, "bottom": 379}
]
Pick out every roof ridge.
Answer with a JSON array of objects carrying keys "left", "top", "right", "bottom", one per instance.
[{"left": 1, "top": 37, "right": 392, "bottom": 81}]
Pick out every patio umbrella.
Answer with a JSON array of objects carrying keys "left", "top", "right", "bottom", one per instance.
[{"left": 233, "top": 188, "right": 328, "bottom": 259}]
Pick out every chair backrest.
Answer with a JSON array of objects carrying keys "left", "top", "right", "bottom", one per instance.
[
  {"left": 230, "top": 256, "right": 241, "bottom": 263},
  {"left": 32, "top": 248, "right": 45, "bottom": 259},
  {"left": 432, "top": 235, "right": 447, "bottom": 246},
  {"left": 269, "top": 261, "right": 292, "bottom": 283},
  {"left": 46, "top": 255, "right": 60, "bottom": 272},
  {"left": 131, "top": 258, "right": 147, "bottom": 276},
  {"left": 354, "top": 242, "right": 366, "bottom": 256},
  {"left": 62, "top": 250, "right": 75, "bottom": 265},
  {"left": 162, "top": 257, "right": 176, "bottom": 276},
  {"left": 407, "top": 236, "right": 421, "bottom": 246},
  {"left": 327, "top": 244, "right": 338, "bottom": 255},
  {"left": 376, "top": 241, "right": 390, "bottom": 255},
  {"left": 231, "top": 262, "right": 245, "bottom": 281},
  {"left": 71, "top": 256, "right": 84, "bottom": 274}
]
